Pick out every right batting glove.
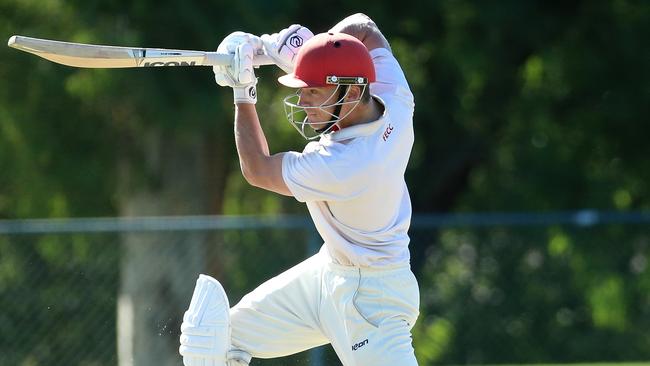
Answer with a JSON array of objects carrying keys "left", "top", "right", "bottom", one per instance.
[
  {"left": 214, "top": 32, "right": 263, "bottom": 104},
  {"left": 261, "top": 24, "right": 314, "bottom": 73}
]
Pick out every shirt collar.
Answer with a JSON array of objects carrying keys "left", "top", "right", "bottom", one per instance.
[{"left": 321, "top": 95, "right": 388, "bottom": 143}]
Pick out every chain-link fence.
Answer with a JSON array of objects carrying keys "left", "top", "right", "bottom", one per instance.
[{"left": 1, "top": 212, "right": 649, "bottom": 366}]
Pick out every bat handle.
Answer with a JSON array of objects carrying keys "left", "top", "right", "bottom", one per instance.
[{"left": 205, "top": 52, "right": 276, "bottom": 68}]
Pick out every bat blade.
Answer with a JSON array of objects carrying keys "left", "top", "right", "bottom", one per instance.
[{"left": 7, "top": 35, "right": 273, "bottom": 68}]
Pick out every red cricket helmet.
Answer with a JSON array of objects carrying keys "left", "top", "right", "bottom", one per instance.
[{"left": 278, "top": 32, "right": 376, "bottom": 88}]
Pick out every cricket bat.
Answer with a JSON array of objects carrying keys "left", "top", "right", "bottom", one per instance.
[{"left": 7, "top": 35, "right": 274, "bottom": 68}]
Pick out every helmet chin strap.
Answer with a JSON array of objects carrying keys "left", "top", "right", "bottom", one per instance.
[{"left": 315, "top": 85, "right": 348, "bottom": 134}]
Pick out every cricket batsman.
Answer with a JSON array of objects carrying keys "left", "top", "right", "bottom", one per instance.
[{"left": 179, "top": 13, "right": 420, "bottom": 365}]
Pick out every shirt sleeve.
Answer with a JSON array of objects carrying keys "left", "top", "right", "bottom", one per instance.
[
  {"left": 282, "top": 145, "right": 370, "bottom": 203},
  {"left": 369, "top": 48, "right": 414, "bottom": 105}
]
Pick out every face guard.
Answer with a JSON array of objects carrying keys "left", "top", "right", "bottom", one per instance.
[{"left": 283, "top": 76, "right": 368, "bottom": 140}]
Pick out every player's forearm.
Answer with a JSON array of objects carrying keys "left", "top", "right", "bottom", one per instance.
[
  {"left": 234, "top": 104, "right": 271, "bottom": 184},
  {"left": 329, "top": 13, "right": 391, "bottom": 52}
]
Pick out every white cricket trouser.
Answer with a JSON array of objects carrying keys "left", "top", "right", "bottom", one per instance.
[{"left": 229, "top": 250, "right": 420, "bottom": 365}]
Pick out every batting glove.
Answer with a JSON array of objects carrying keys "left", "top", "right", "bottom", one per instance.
[
  {"left": 214, "top": 32, "right": 263, "bottom": 104},
  {"left": 261, "top": 24, "right": 313, "bottom": 73}
]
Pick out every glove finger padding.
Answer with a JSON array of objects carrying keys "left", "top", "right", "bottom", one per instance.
[
  {"left": 235, "top": 43, "right": 255, "bottom": 85},
  {"left": 231, "top": 43, "right": 257, "bottom": 104},
  {"left": 261, "top": 24, "right": 313, "bottom": 73},
  {"left": 214, "top": 64, "right": 233, "bottom": 87}
]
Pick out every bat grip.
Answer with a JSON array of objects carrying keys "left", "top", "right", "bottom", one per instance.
[{"left": 205, "top": 52, "right": 276, "bottom": 68}]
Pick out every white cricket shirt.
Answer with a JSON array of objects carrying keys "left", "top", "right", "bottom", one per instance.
[{"left": 282, "top": 48, "right": 415, "bottom": 267}]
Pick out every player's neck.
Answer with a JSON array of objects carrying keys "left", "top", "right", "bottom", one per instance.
[{"left": 339, "top": 98, "right": 383, "bottom": 129}]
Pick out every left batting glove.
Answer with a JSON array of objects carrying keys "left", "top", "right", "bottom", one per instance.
[
  {"left": 261, "top": 24, "right": 313, "bottom": 73},
  {"left": 214, "top": 32, "right": 263, "bottom": 104}
]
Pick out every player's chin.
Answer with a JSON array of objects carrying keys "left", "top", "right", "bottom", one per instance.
[
  {"left": 305, "top": 115, "right": 323, "bottom": 124},
  {"left": 308, "top": 120, "right": 330, "bottom": 131}
]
